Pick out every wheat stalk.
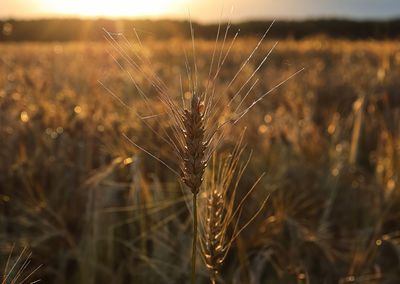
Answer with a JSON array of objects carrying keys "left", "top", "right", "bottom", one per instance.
[
  {"left": 180, "top": 92, "right": 206, "bottom": 283},
  {"left": 102, "top": 14, "right": 302, "bottom": 283}
]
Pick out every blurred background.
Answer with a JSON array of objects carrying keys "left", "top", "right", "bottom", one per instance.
[{"left": 1, "top": 1, "right": 400, "bottom": 283}]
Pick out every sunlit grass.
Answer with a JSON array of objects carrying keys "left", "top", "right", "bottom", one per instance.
[{"left": 0, "top": 38, "right": 400, "bottom": 283}]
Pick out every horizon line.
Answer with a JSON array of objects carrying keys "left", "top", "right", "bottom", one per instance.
[{"left": 1, "top": 14, "right": 400, "bottom": 24}]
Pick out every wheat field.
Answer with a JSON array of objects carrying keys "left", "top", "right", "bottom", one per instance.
[{"left": 1, "top": 37, "right": 400, "bottom": 283}]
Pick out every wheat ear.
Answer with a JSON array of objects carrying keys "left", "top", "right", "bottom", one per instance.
[
  {"left": 200, "top": 133, "right": 268, "bottom": 283},
  {"left": 181, "top": 93, "right": 207, "bottom": 194},
  {"left": 179, "top": 92, "right": 207, "bottom": 284}
]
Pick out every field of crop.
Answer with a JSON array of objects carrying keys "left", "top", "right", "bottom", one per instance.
[{"left": 1, "top": 37, "right": 400, "bottom": 283}]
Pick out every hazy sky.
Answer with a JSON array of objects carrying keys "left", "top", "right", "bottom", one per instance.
[{"left": 1, "top": 0, "right": 399, "bottom": 22}]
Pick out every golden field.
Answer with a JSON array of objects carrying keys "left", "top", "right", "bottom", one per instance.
[{"left": 1, "top": 38, "right": 400, "bottom": 283}]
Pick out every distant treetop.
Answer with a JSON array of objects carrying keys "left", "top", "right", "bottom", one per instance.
[{"left": 1, "top": 18, "right": 399, "bottom": 41}]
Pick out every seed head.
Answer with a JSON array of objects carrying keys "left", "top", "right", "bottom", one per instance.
[{"left": 181, "top": 93, "right": 207, "bottom": 194}]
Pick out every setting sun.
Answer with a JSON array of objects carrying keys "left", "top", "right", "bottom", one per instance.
[
  {"left": 45, "top": 0, "right": 175, "bottom": 17},
  {"left": 1, "top": 0, "right": 399, "bottom": 21}
]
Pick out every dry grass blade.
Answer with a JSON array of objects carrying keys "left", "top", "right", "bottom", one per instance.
[{"left": 1, "top": 246, "right": 41, "bottom": 284}]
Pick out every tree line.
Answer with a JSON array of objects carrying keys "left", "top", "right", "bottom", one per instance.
[{"left": 1, "top": 18, "right": 399, "bottom": 41}]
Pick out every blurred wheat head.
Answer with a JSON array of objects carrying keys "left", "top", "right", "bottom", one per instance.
[{"left": 200, "top": 132, "right": 268, "bottom": 283}]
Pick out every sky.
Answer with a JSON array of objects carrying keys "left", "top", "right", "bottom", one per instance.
[{"left": 1, "top": 0, "right": 399, "bottom": 22}]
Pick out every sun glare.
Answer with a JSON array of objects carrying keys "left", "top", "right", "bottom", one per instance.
[{"left": 48, "top": 0, "right": 176, "bottom": 17}]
